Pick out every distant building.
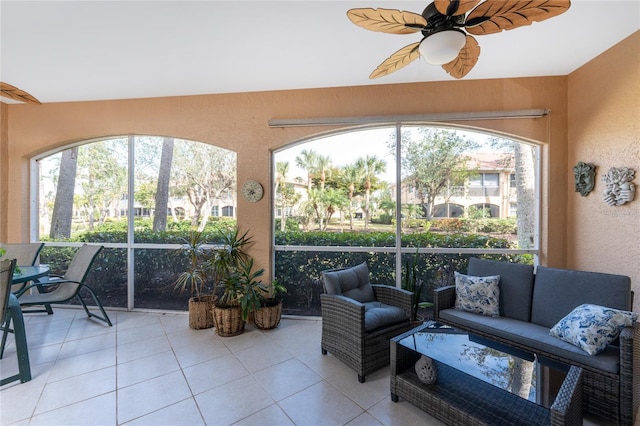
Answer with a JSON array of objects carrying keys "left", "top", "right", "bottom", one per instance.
[{"left": 389, "top": 152, "right": 516, "bottom": 219}]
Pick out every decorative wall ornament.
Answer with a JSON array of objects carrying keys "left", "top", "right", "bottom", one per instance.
[
  {"left": 602, "top": 167, "right": 636, "bottom": 206},
  {"left": 573, "top": 161, "right": 596, "bottom": 197}
]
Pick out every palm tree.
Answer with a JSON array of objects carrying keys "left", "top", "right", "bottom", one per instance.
[
  {"left": 295, "top": 149, "right": 318, "bottom": 192},
  {"left": 275, "top": 161, "right": 290, "bottom": 231},
  {"left": 355, "top": 155, "right": 386, "bottom": 231},
  {"left": 315, "top": 155, "right": 332, "bottom": 190},
  {"left": 340, "top": 165, "right": 362, "bottom": 230}
]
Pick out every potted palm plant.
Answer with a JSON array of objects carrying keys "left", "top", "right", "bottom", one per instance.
[
  {"left": 254, "top": 278, "right": 287, "bottom": 330},
  {"left": 402, "top": 248, "right": 432, "bottom": 324},
  {"left": 174, "top": 230, "right": 216, "bottom": 329},
  {"left": 210, "top": 226, "right": 265, "bottom": 337}
]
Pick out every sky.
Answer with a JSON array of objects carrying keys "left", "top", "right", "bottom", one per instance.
[{"left": 273, "top": 126, "right": 495, "bottom": 184}]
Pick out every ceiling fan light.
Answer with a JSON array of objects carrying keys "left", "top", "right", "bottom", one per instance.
[{"left": 419, "top": 30, "right": 466, "bottom": 65}]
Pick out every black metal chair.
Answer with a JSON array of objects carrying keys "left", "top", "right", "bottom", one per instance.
[
  {"left": 0, "top": 242, "right": 45, "bottom": 293},
  {"left": 15, "top": 244, "right": 112, "bottom": 326},
  {"left": 0, "top": 258, "right": 31, "bottom": 385}
]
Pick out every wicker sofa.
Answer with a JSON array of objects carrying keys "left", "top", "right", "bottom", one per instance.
[{"left": 434, "top": 258, "right": 638, "bottom": 425}]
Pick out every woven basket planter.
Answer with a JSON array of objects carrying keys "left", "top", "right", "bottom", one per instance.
[
  {"left": 212, "top": 305, "right": 245, "bottom": 337},
  {"left": 188, "top": 295, "right": 216, "bottom": 330},
  {"left": 254, "top": 300, "right": 283, "bottom": 330}
]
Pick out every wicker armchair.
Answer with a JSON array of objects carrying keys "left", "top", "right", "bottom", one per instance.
[{"left": 320, "top": 262, "right": 414, "bottom": 383}]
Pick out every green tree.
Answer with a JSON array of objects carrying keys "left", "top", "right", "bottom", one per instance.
[
  {"left": 295, "top": 149, "right": 318, "bottom": 192},
  {"left": 153, "top": 137, "right": 174, "bottom": 231},
  {"left": 355, "top": 155, "right": 386, "bottom": 231},
  {"left": 76, "top": 140, "right": 127, "bottom": 229},
  {"left": 274, "top": 161, "right": 301, "bottom": 231},
  {"left": 172, "top": 142, "right": 236, "bottom": 231},
  {"left": 339, "top": 165, "right": 364, "bottom": 231},
  {"left": 398, "top": 129, "right": 477, "bottom": 220},
  {"left": 322, "top": 187, "right": 348, "bottom": 230},
  {"left": 50, "top": 147, "right": 78, "bottom": 238},
  {"left": 489, "top": 136, "right": 536, "bottom": 249},
  {"left": 315, "top": 154, "right": 332, "bottom": 190}
]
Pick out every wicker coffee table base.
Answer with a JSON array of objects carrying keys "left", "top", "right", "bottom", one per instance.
[{"left": 390, "top": 324, "right": 583, "bottom": 426}]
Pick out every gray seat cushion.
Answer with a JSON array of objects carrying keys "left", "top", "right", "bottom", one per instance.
[
  {"left": 467, "top": 258, "right": 535, "bottom": 322},
  {"left": 363, "top": 301, "right": 408, "bottom": 331},
  {"left": 439, "top": 308, "right": 621, "bottom": 374},
  {"left": 530, "top": 266, "right": 632, "bottom": 328},
  {"left": 321, "top": 262, "right": 375, "bottom": 303}
]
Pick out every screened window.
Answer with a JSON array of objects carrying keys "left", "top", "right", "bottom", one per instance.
[
  {"left": 273, "top": 125, "right": 540, "bottom": 316},
  {"left": 35, "top": 136, "right": 237, "bottom": 311}
]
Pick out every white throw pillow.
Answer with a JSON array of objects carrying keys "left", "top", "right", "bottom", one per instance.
[
  {"left": 454, "top": 272, "right": 500, "bottom": 317},
  {"left": 549, "top": 303, "right": 638, "bottom": 355}
]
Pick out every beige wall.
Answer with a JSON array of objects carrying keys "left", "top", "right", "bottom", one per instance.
[
  {"left": 0, "top": 77, "right": 569, "bottom": 277},
  {"left": 567, "top": 31, "right": 640, "bottom": 314}
]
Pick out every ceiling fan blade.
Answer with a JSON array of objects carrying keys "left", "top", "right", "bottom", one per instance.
[
  {"left": 434, "top": 0, "right": 481, "bottom": 16},
  {"left": 347, "top": 8, "right": 427, "bottom": 34},
  {"left": 370, "top": 42, "right": 421, "bottom": 79},
  {"left": 0, "top": 82, "right": 41, "bottom": 105},
  {"left": 442, "top": 35, "right": 480, "bottom": 79},
  {"left": 465, "top": 0, "right": 571, "bottom": 36}
]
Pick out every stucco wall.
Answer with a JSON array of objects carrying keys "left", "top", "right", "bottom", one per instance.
[
  {"left": 1, "top": 76, "right": 569, "bottom": 277},
  {"left": 567, "top": 31, "right": 640, "bottom": 314}
]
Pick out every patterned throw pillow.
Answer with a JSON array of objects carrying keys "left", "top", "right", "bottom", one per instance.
[
  {"left": 454, "top": 272, "right": 501, "bottom": 317},
  {"left": 549, "top": 304, "right": 638, "bottom": 355}
]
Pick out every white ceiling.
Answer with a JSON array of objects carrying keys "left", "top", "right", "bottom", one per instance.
[{"left": 1, "top": 0, "right": 639, "bottom": 104}]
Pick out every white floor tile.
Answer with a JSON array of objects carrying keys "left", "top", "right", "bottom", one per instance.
[
  {"left": 113, "top": 323, "right": 165, "bottom": 346},
  {"left": 252, "top": 358, "right": 322, "bottom": 401},
  {"left": 116, "top": 334, "right": 172, "bottom": 364},
  {"left": 278, "top": 380, "right": 364, "bottom": 426},
  {"left": 34, "top": 366, "right": 116, "bottom": 415},
  {"left": 3, "top": 311, "right": 611, "bottom": 426},
  {"left": 182, "top": 353, "right": 249, "bottom": 395},
  {"left": 117, "top": 350, "right": 180, "bottom": 388},
  {"left": 29, "top": 391, "right": 116, "bottom": 426},
  {"left": 195, "top": 375, "right": 274, "bottom": 425},
  {"left": 47, "top": 345, "right": 116, "bottom": 383},
  {"left": 122, "top": 397, "right": 205, "bottom": 426},
  {"left": 233, "top": 404, "right": 295, "bottom": 426},
  {"left": 170, "top": 335, "right": 231, "bottom": 368},
  {"left": 234, "top": 340, "right": 293, "bottom": 373},
  {"left": 327, "top": 367, "right": 389, "bottom": 410},
  {"left": 58, "top": 331, "right": 116, "bottom": 359},
  {"left": 116, "top": 370, "right": 192, "bottom": 424}
]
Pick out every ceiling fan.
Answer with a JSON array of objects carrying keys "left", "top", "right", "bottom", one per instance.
[
  {"left": 347, "top": 0, "right": 571, "bottom": 79},
  {"left": 0, "top": 82, "right": 41, "bottom": 105}
]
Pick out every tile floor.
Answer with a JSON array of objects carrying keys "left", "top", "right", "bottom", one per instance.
[{"left": 0, "top": 308, "right": 614, "bottom": 426}]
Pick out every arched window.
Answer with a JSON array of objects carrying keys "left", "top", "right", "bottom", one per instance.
[
  {"left": 34, "top": 136, "right": 237, "bottom": 310},
  {"left": 273, "top": 125, "right": 539, "bottom": 316},
  {"left": 470, "top": 203, "right": 500, "bottom": 218},
  {"left": 433, "top": 203, "right": 464, "bottom": 218}
]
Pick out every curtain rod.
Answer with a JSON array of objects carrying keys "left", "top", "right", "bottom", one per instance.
[{"left": 268, "top": 109, "right": 549, "bottom": 128}]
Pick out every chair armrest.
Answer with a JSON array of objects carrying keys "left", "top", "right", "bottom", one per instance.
[
  {"left": 14, "top": 278, "right": 79, "bottom": 297},
  {"left": 619, "top": 322, "right": 639, "bottom": 424},
  {"left": 320, "top": 293, "right": 365, "bottom": 331},
  {"left": 372, "top": 285, "right": 413, "bottom": 314},
  {"left": 550, "top": 365, "right": 583, "bottom": 426},
  {"left": 433, "top": 285, "right": 456, "bottom": 321}
]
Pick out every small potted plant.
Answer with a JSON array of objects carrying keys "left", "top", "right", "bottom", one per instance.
[
  {"left": 254, "top": 278, "right": 287, "bottom": 330},
  {"left": 174, "top": 230, "right": 216, "bottom": 329},
  {"left": 210, "top": 226, "right": 264, "bottom": 336}
]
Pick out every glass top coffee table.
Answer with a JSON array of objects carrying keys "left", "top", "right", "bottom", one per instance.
[{"left": 390, "top": 321, "right": 583, "bottom": 426}]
